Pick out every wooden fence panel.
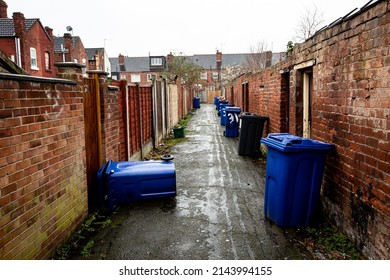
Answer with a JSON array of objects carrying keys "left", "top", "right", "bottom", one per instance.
[{"left": 82, "top": 77, "right": 102, "bottom": 209}]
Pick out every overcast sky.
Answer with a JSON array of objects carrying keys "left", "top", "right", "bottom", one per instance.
[{"left": 7, "top": 0, "right": 370, "bottom": 57}]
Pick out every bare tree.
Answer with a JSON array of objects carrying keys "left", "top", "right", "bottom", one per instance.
[
  {"left": 163, "top": 55, "right": 202, "bottom": 89},
  {"left": 244, "top": 41, "right": 271, "bottom": 73},
  {"left": 296, "top": 4, "right": 324, "bottom": 42}
]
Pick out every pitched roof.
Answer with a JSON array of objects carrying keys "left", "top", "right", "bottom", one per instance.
[
  {"left": 0, "top": 17, "right": 50, "bottom": 38},
  {"left": 85, "top": 48, "right": 104, "bottom": 60},
  {"left": 53, "top": 36, "right": 80, "bottom": 52},
  {"left": 109, "top": 52, "right": 285, "bottom": 73},
  {"left": 0, "top": 18, "right": 13, "bottom": 36},
  {"left": 0, "top": 48, "right": 28, "bottom": 74},
  {"left": 110, "top": 56, "right": 151, "bottom": 72}
]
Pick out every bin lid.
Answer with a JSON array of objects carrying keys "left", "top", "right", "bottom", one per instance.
[
  {"left": 239, "top": 113, "right": 269, "bottom": 121},
  {"left": 225, "top": 107, "right": 241, "bottom": 113},
  {"left": 261, "top": 133, "right": 334, "bottom": 152}
]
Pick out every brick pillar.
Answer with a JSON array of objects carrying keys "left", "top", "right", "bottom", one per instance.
[
  {"left": 63, "top": 33, "right": 73, "bottom": 62},
  {"left": 55, "top": 62, "right": 85, "bottom": 85}
]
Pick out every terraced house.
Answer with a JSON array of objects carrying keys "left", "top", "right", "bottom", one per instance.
[{"left": 0, "top": 0, "right": 56, "bottom": 77}]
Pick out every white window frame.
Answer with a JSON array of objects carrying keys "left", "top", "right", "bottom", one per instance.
[
  {"left": 147, "top": 74, "right": 156, "bottom": 81},
  {"left": 131, "top": 74, "right": 141, "bottom": 83},
  {"left": 150, "top": 57, "right": 163, "bottom": 66},
  {"left": 30, "top": 47, "right": 38, "bottom": 70},
  {"left": 120, "top": 75, "right": 127, "bottom": 80},
  {"left": 45, "top": 52, "right": 50, "bottom": 70},
  {"left": 200, "top": 72, "right": 208, "bottom": 80}
]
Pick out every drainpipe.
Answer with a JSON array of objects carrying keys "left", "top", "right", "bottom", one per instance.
[
  {"left": 15, "top": 37, "right": 21, "bottom": 67},
  {"left": 137, "top": 83, "right": 143, "bottom": 159}
]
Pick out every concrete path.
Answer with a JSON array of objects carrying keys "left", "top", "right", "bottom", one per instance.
[{"left": 92, "top": 104, "right": 306, "bottom": 260}]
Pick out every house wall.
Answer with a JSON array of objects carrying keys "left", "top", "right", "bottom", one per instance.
[
  {"left": 0, "top": 67, "right": 88, "bottom": 259},
  {"left": 118, "top": 72, "right": 157, "bottom": 85},
  {"left": 21, "top": 20, "right": 56, "bottom": 77},
  {"left": 0, "top": 14, "right": 56, "bottom": 77},
  {"left": 0, "top": 38, "right": 17, "bottom": 62},
  {"left": 228, "top": 0, "right": 389, "bottom": 259}
]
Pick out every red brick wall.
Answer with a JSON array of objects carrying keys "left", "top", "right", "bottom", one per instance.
[
  {"left": 0, "top": 71, "right": 88, "bottom": 259},
  {"left": 100, "top": 76, "right": 121, "bottom": 162},
  {"left": 228, "top": 1, "right": 389, "bottom": 259},
  {"left": 13, "top": 18, "right": 56, "bottom": 78},
  {"left": 115, "top": 80, "right": 128, "bottom": 161},
  {"left": 0, "top": 38, "right": 17, "bottom": 61}
]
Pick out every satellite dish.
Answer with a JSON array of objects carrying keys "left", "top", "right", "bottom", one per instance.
[{"left": 66, "top": 26, "right": 73, "bottom": 32}]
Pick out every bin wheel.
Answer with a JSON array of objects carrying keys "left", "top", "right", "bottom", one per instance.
[{"left": 161, "top": 154, "right": 174, "bottom": 161}]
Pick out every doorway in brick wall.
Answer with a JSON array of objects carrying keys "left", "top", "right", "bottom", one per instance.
[
  {"left": 242, "top": 81, "right": 249, "bottom": 112},
  {"left": 293, "top": 62, "right": 314, "bottom": 137},
  {"left": 281, "top": 72, "right": 290, "bottom": 132},
  {"left": 302, "top": 70, "right": 313, "bottom": 138}
]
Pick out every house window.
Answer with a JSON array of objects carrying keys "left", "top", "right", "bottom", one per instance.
[
  {"left": 200, "top": 72, "right": 207, "bottom": 80},
  {"left": 212, "top": 72, "right": 219, "bottom": 80},
  {"left": 131, "top": 74, "right": 141, "bottom": 83},
  {"left": 120, "top": 75, "right": 127, "bottom": 80},
  {"left": 30, "top": 48, "right": 38, "bottom": 70},
  {"left": 45, "top": 52, "right": 50, "bottom": 70},
  {"left": 147, "top": 74, "right": 155, "bottom": 81},
  {"left": 150, "top": 57, "right": 163, "bottom": 66}
]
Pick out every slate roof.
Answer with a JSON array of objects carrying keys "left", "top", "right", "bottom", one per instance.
[
  {"left": 110, "top": 56, "right": 151, "bottom": 72},
  {"left": 0, "top": 18, "right": 44, "bottom": 37},
  {"left": 85, "top": 48, "right": 105, "bottom": 60},
  {"left": 110, "top": 53, "right": 284, "bottom": 73},
  {"left": 53, "top": 36, "right": 81, "bottom": 52}
]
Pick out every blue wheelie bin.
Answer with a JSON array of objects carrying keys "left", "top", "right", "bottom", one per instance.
[
  {"left": 261, "top": 133, "right": 333, "bottom": 227},
  {"left": 193, "top": 97, "right": 201, "bottom": 109},
  {"left": 220, "top": 104, "right": 234, "bottom": 126},
  {"left": 97, "top": 155, "right": 176, "bottom": 212},
  {"left": 214, "top": 96, "right": 220, "bottom": 108},
  {"left": 217, "top": 100, "right": 228, "bottom": 115},
  {"left": 224, "top": 107, "right": 241, "bottom": 137}
]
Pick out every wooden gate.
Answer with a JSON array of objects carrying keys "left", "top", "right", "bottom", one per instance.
[{"left": 83, "top": 74, "right": 102, "bottom": 210}]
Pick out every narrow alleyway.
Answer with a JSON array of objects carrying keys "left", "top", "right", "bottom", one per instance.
[{"left": 90, "top": 104, "right": 306, "bottom": 260}]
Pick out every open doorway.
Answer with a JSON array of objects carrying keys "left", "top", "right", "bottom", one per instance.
[
  {"left": 242, "top": 82, "right": 249, "bottom": 112},
  {"left": 281, "top": 72, "right": 290, "bottom": 133},
  {"left": 303, "top": 70, "right": 313, "bottom": 138},
  {"left": 294, "top": 65, "right": 313, "bottom": 137}
]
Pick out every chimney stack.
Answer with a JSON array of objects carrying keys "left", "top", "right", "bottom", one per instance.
[
  {"left": 0, "top": 0, "right": 8, "bottom": 18},
  {"left": 118, "top": 53, "right": 125, "bottom": 65},
  {"left": 13, "top": 12, "right": 26, "bottom": 38},
  {"left": 216, "top": 50, "right": 222, "bottom": 71},
  {"left": 63, "top": 33, "right": 72, "bottom": 62}
]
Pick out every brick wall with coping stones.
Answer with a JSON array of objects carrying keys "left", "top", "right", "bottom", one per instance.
[
  {"left": 229, "top": 0, "right": 389, "bottom": 259},
  {"left": 97, "top": 73, "right": 122, "bottom": 163},
  {"left": 0, "top": 64, "right": 88, "bottom": 259}
]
